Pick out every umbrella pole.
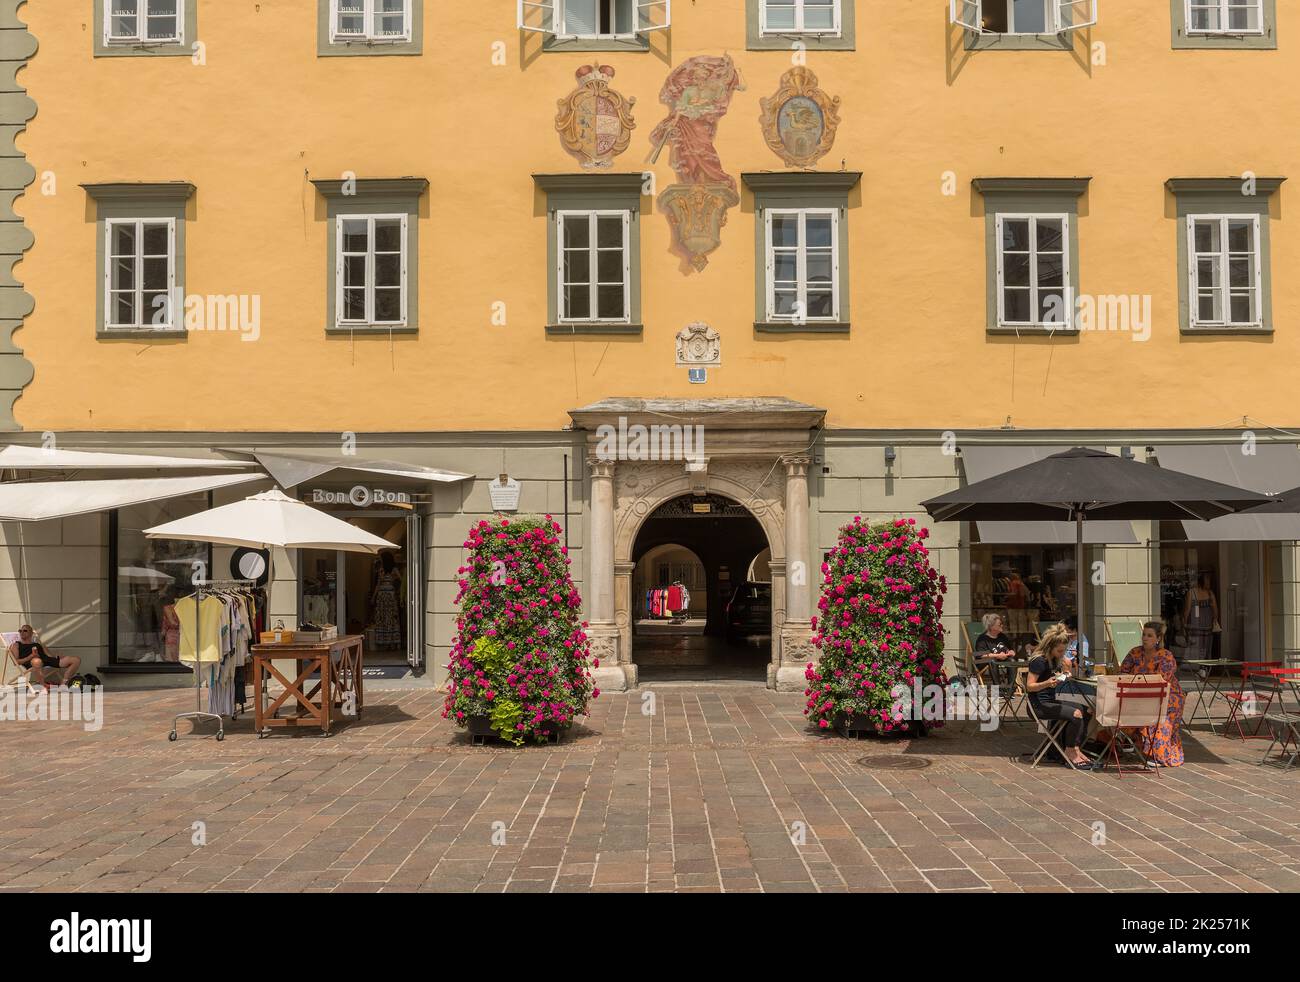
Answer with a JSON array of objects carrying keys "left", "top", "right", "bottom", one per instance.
[{"left": 1076, "top": 510, "right": 1085, "bottom": 679}]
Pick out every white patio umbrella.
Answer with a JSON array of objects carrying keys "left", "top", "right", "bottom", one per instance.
[{"left": 143, "top": 489, "right": 398, "bottom": 554}]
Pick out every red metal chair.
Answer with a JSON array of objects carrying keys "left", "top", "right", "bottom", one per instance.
[
  {"left": 1094, "top": 679, "right": 1169, "bottom": 777},
  {"left": 1222, "top": 661, "right": 1282, "bottom": 739}
]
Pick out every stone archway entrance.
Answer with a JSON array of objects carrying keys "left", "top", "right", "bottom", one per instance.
[
  {"left": 632, "top": 493, "right": 771, "bottom": 682},
  {"left": 569, "top": 398, "right": 826, "bottom": 691}
]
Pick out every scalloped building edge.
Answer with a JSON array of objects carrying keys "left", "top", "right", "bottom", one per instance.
[{"left": 0, "top": 0, "right": 35, "bottom": 432}]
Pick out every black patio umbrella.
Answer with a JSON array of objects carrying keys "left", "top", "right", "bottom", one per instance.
[{"left": 920, "top": 447, "right": 1272, "bottom": 670}]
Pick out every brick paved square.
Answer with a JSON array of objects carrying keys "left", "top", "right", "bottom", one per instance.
[{"left": 2, "top": 685, "right": 1300, "bottom": 893}]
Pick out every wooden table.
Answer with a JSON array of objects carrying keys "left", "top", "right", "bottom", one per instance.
[{"left": 251, "top": 635, "right": 363, "bottom": 737}]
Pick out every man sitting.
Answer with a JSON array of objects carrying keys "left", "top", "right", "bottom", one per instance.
[{"left": 8, "top": 625, "right": 79, "bottom": 686}]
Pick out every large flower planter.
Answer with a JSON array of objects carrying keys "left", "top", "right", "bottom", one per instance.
[
  {"left": 833, "top": 712, "right": 927, "bottom": 739},
  {"left": 466, "top": 714, "right": 569, "bottom": 746}
]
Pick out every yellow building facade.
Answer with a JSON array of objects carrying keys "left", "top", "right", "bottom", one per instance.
[{"left": 1, "top": 1, "right": 1298, "bottom": 691}]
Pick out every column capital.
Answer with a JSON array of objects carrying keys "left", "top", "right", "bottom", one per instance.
[
  {"left": 587, "top": 455, "right": 616, "bottom": 479},
  {"left": 781, "top": 454, "right": 812, "bottom": 477}
]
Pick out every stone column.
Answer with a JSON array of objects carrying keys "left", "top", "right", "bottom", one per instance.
[
  {"left": 587, "top": 456, "right": 627, "bottom": 690},
  {"left": 776, "top": 455, "right": 814, "bottom": 691}
]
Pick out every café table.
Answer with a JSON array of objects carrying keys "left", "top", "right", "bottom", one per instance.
[
  {"left": 1178, "top": 658, "right": 1244, "bottom": 735},
  {"left": 251, "top": 635, "right": 364, "bottom": 737}
]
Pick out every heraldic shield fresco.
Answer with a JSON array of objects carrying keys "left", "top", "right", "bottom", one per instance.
[
  {"left": 555, "top": 62, "right": 637, "bottom": 169},
  {"left": 759, "top": 67, "right": 842, "bottom": 169},
  {"left": 647, "top": 55, "right": 745, "bottom": 274}
]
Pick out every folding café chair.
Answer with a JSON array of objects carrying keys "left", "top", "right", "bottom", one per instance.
[
  {"left": 1252, "top": 673, "right": 1300, "bottom": 770},
  {"left": 1026, "top": 697, "right": 1081, "bottom": 769},
  {"left": 1093, "top": 676, "right": 1169, "bottom": 778},
  {"left": 1222, "top": 661, "right": 1282, "bottom": 739},
  {"left": 1000, "top": 666, "right": 1029, "bottom": 723}
]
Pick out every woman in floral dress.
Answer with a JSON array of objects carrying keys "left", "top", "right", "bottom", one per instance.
[{"left": 1119, "top": 621, "right": 1185, "bottom": 767}]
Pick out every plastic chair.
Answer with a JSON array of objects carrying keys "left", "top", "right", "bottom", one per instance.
[{"left": 1093, "top": 675, "right": 1169, "bottom": 777}]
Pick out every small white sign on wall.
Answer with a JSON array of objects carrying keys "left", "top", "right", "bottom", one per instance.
[{"left": 489, "top": 475, "right": 521, "bottom": 512}]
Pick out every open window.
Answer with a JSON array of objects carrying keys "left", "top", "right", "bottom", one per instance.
[
  {"left": 518, "top": 0, "right": 670, "bottom": 39},
  {"left": 950, "top": 0, "right": 1096, "bottom": 35}
]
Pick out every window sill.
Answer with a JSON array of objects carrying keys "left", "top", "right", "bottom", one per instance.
[
  {"left": 749, "top": 32, "right": 854, "bottom": 51},
  {"left": 541, "top": 35, "right": 651, "bottom": 52},
  {"left": 320, "top": 39, "right": 422, "bottom": 56},
  {"left": 546, "top": 322, "right": 643, "bottom": 336},
  {"left": 986, "top": 325, "right": 1079, "bottom": 336},
  {"left": 96, "top": 39, "right": 189, "bottom": 57},
  {"left": 327, "top": 323, "right": 418, "bottom": 335},
  {"left": 1172, "top": 32, "right": 1276, "bottom": 50},
  {"left": 755, "top": 321, "right": 850, "bottom": 335},
  {"left": 99, "top": 663, "right": 193, "bottom": 675},
  {"left": 964, "top": 31, "right": 1073, "bottom": 51},
  {"left": 1181, "top": 325, "right": 1274, "bottom": 336},
  {"left": 97, "top": 328, "right": 188, "bottom": 340}
]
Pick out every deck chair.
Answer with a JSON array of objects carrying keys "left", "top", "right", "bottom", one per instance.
[
  {"left": 1104, "top": 619, "right": 1144, "bottom": 671},
  {"left": 960, "top": 622, "right": 994, "bottom": 686},
  {"left": 1035, "top": 621, "right": 1059, "bottom": 642},
  {"left": 0, "top": 631, "right": 59, "bottom": 688},
  {"left": 1093, "top": 675, "right": 1169, "bottom": 777}
]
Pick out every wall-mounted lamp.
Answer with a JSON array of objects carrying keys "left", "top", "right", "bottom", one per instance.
[
  {"left": 884, "top": 445, "right": 897, "bottom": 467},
  {"left": 1120, "top": 446, "right": 1135, "bottom": 460}
]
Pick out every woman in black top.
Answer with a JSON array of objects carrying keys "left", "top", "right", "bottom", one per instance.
[
  {"left": 1026, "top": 623, "right": 1090, "bottom": 767},
  {"left": 974, "top": 613, "right": 1016, "bottom": 686}
]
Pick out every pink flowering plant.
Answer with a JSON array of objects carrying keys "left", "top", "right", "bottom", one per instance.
[
  {"left": 805, "top": 517, "right": 948, "bottom": 735},
  {"left": 443, "top": 516, "right": 598, "bottom": 745}
]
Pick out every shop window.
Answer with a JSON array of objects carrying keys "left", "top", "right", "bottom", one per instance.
[
  {"left": 534, "top": 173, "right": 644, "bottom": 335},
  {"left": 950, "top": 0, "right": 1095, "bottom": 49},
  {"left": 996, "top": 215, "right": 1071, "bottom": 329},
  {"left": 747, "top": 0, "right": 854, "bottom": 48},
  {"left": 518, "top": 0, "right": 670, "bottom": 50},
  {"left": 110, "top": 492, "right": 211, "bottom": 667},
  {"left": 973, "top": 177, "right": 1088, "bottom": 335},
  {"left": 318, "top": 0, "right": 422, "bottom": 55},
  {"left": 1167, "top": 177, "right": 1281, "bottom": 335},
  {"left": 84, "top": 182, "right": 194, "bottom": 339},
  {"left": 313, "top": 178, "right": 427, "bottom": 334},
  {"left": 94, "top": 0, "right": 196, "bottom": 57},
  {"left": 337, "top": 215, "right": 409, "bottom": 328},
  {"left": 743, "top": 171, "right": 859, "bottom": 334},
  {"left": 764, "top": 209, "right": 840, "bottom": 325},
  {"left": 969, "top": 543, "right": 1080, "bottom": 645},
  {"left": 557, "top": 211, "right": 631, "bottom": 325}
]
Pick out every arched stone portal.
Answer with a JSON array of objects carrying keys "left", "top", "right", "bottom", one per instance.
[{"left": 569, "top": 398, "right": 825, "bottom": 692}]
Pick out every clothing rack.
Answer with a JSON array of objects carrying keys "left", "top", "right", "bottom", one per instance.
[{"left": 169, "top": 578, "right": 255, "bottom": 743}]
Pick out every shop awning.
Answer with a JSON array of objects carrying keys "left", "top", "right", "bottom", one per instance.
[
  {"left": 242, "top": 451, "right": 474, "bottom": 489},
  {"left": 1153, "top": 443, "right": 1300, "bottom": 541},
  {"left": 0, "top": 445, "right": 250, "bottom": 470},
  {"left": 0, "top": 473, "right": 267, "bottom": 522},
  {"left": 961, "top": 446, "right": 1137, "bottom": 544}
]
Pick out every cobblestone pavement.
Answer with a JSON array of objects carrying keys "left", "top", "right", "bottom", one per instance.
[{"left": 2, "top": 684, "right": 1300, "bottom": 893}]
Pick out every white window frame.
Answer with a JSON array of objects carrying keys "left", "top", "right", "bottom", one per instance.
[
  {"left": 330, "top": 0, "right": 413, "bottom": 43},
  {"left": 518, "top": 0, "right": 671, "bottom": 39},
  {"left": 995, "top": 213, "right": 1073, "bottom": 330},
  {"left": 1187, "top": 213, "right": 1262, "bottom": 329},
  {"left": 103, "top": 0, "right": 184, "bottom": 45},
  {"left": 335, "top": 214, "right": 409, "bottom": 328},
  {"left": 104, "top": 218, "right": 177, "bottom": 331},
  {"left": 1185, "top": 0, "right": 1264, "bottom": 35},
  {"left": 556, "top": 209, "right": 631, "bottom": 324},
  {"left": 763, "top": 207, "right": 841, "bottom": 324},
  {"left": 949, "top": 0, "right": 1096, "bottom": 35},
  {"left": 759, "top": 0, "right": 843, "bottom": 37}
]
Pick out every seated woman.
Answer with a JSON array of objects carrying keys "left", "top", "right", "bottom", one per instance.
[
  {"left": 974, "top": 613, "right": 1017, "bottom": 686},
  {"left": 1026, "top": 624, "right": 1091, "bottom": 768},
  {"left": 1118, "top": 620, "right": 1185, "bottom": 768}
]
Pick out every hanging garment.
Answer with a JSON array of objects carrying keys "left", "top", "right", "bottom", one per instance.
[
  {"left": 666, "top": 584, "right": 684, "bottom": 614},
  {"left": 372, "top": 571, "right": 402, "bottom": 648},
  {"left": 178, "top": 595, "right": 225, "bottom": 664}
]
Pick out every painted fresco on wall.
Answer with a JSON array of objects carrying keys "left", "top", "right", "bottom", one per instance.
[
  {"left": 759, "top": 67, "right": 841, "bottom": 169},
  {"left": 647, "top": 55, "right": 745, "bottom": 273},
  {"left": 555, "top": 63, "right": 637, "bottom": 169}
]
